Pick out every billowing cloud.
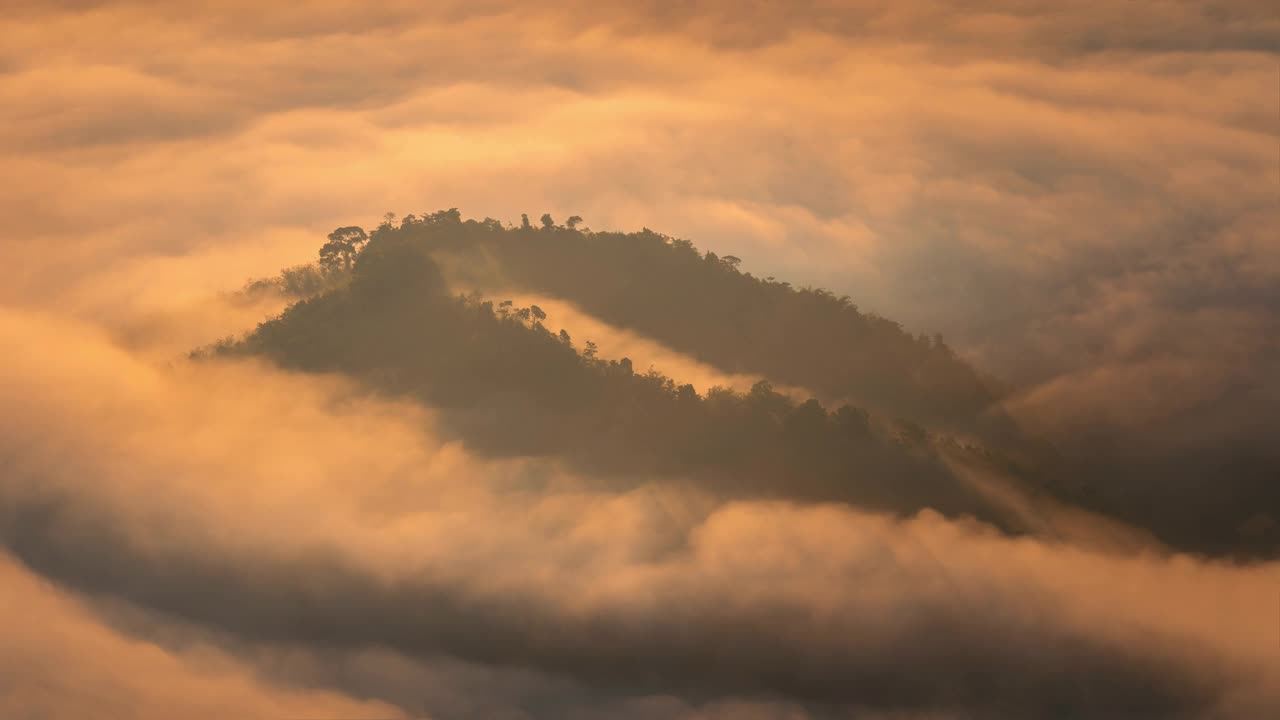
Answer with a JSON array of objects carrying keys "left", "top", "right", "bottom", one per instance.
[
  {"left": 2, "top": 1, "right": 1278, "bottom": 716},
  {"left": 0, "top": 551, "right": 402, "bottom": 720},
  {"left": 3, "top": 2, "right": 1274, "bottom": 451},
  {"left": 1, "top": 307, "right": 1277, "bottom": 718}
]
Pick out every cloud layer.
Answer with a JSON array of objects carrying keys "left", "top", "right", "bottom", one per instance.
[
  {"left": 0, "top": 551, "right": 402, "bottom": 720},
  {"left": 4, "top": 1, "right": 1275, "bottom": 454},
  {"left": 2, "top": 1, "right": 1278, "bottom": 716},
  {"left": 1, "top": 306, "right": 1277, "bottom": 718}
]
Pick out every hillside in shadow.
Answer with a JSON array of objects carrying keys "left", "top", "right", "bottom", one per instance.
[{"left": 223, "top": 211, "right": 1278, "bottom": 558}]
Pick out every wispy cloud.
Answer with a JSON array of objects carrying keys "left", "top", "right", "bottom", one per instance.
[{"left": 2, "top": 2, "right": 1277, "bottom": 716}]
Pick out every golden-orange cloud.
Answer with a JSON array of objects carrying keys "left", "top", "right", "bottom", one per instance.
[
  {"left": 1, "top": 305, "right": 1278, "bottom": 717},
  {"left": 2, "top": 1, "right": 1277, "bottom": 716}
]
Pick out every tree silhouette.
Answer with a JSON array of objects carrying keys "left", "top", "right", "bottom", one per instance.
[{"left": 318, "top": 226, "right": 368, "bottom": 273}]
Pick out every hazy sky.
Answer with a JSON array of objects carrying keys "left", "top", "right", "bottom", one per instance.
[{"left": 2, "top": 2, "right": 1278, "bottom": 718}]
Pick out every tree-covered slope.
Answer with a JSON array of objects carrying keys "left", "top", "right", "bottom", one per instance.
[
  {"left": 224, "top": 211, "right": 1278, "bottom": 558},
  {"left": 217, "top": 223, "right": 1025, "bottom": 528},
  {"left": 397, "top": 211, "right": 1020, "bottom": 447}
]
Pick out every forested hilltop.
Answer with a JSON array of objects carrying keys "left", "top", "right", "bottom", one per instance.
[
  {"left": 220, "top": 210, "right": 1277, "bottom": 558},
  {"left": 219, "top": 220, "right": 1020, "bottom": 527},
  {"left": 251, "top": 210, "right": 1017, "bottom": 442}
]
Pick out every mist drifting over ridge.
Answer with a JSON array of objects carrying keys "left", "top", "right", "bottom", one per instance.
[{"left": 3, "top": 1, "right": 1278, "bottom": 718}]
